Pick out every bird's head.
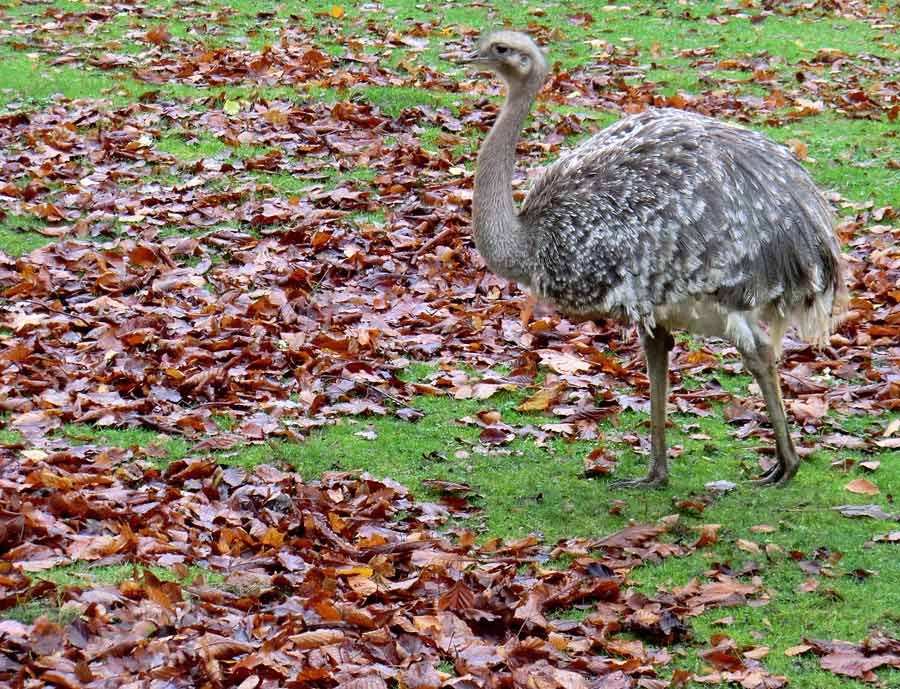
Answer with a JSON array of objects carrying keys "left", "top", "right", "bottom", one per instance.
[{"left": 460, "top": 31, "right": 548, "bottom": 86}]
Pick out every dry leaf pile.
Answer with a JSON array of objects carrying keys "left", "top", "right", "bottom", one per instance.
[
  {"left": 0, "top": 94, "right": 897, "bottom": 453},
  {"left": 1, "top": 0, "right": 898, "bottom": 450},
  {"left": 0, "top": 1, "right": 899, "bottom": 686},
  {"left": 0, "top": 446, "right": 793, "bottom": 688}
]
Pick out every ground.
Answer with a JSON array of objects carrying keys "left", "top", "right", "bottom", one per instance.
[{"left": 0, "top": 0, "right": 899, "bottom": 687}]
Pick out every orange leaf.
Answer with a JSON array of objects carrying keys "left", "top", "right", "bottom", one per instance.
[
  {"left": 693, "top": 523, "right": 721, "bottom": 548},
  {"left": 845, "top": 479, "right": 879, "bottom": 496},
  {"left": 145, "top": 24, "right": 171, "bottom": 45},
  {"left": 785, "top": 138, "right": 808, "bottom": 160}
]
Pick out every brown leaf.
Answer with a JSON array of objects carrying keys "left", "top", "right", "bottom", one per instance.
[
  {"left": 402, "top": 661, "right": 441, "bottom": 689},
  {"left": 694, "top": 523, "right": 721, "bottom": 548},
  {"left": 536, "top": 349, "right": 591, "bottom": 374},
  {"left": 437, "top": 580, "right": 476, "bottom": 611},
  {"left": 788, "top": 395, "right": 828, "bottom": 424},
  {"left": 784, "top": 644, "right": 812, "bottom": 657},
  {"left": 290, "top": 630, "right": 345, "bottom": 649},
  {"left": 145, "top": 25, "right": 171, "bottom": 45},
  {"left": 819, "top": 651, "right": 897, "bottom": 678},
  {"left": 583, "top": 447, "right": 617, "bottom": 476},
  {"left": 844, "top": 479, "right": 879, "bottom": 496},
  {"left": 873, "top": 531, "right": 900, "bottom": 543},
  {"left": 700, "top": 640, "right": 745, "bottom": 672}
]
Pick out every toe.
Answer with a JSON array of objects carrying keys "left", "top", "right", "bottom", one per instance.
[
  {"left": 750, "top": 463, "right": 784, "bottom": 486},
  {"left": 609, "top": 475, "right": 668, "bottom": 490}
]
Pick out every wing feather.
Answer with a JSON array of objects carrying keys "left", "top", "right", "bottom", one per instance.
[{"left": 520, "top": 109, "right": 840, "bottom": 324}]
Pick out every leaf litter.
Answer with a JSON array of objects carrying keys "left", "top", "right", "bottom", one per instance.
[
  {"left": 0, "top": 3, "right": 897, "bottom": 458},
  {"left": 0, "top": 0, "right": 899, "bottom": 686},
  {"left": 1, "top": 445, "right": 788, "bottom": 688}
]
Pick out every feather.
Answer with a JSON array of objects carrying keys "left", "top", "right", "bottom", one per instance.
[{"left": 521, "top": 109, "right": 845, "bottom": 342}]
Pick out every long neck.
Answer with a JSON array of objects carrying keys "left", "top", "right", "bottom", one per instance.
[{"left": 472, "top": 76, "right": 542, "bottom": 286}]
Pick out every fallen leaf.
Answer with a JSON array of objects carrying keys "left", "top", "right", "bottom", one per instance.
[
  {"left": 516, "top": 386, "right": 560, "bottom": 412},
  {"left": 749, "top": 524, "right": 777, "bottom": 534},
  {"left": 833, "top": 504, "right": 895, "bottom": 520},
  {"left": 844, "top": 479, "right": 879, "bottom": 496},
  {"left": 694, "top": 523, "right": 721, "bottom": 548},
  {"left": 784, "top": 644, "right": 812, "bottom": 657},
  {"left": 536, "top": 349, "right": 591, "bottom": 374}
]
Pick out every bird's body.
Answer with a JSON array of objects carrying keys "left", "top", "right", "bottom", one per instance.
[
  {"left": 464, "top": 31, "right": 845, "bottom": 487},
  {"left": 521, "top": 108, "right": 842, "bottom": 354}
]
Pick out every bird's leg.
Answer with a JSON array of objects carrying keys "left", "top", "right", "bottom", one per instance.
[
  {"left": 610, "top": 326, "right": 673, "bottom": 490},
  {"left": 739, "top": 339, "right": 800, "bottom": 486}
]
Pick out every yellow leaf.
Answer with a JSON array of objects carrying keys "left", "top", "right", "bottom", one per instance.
[
  {"left": 261, "top": 527, "right": 284, "bottom": 548},
  {"left": 744, "top": 646, "right": 770, "bottom": 660},
  {"left": 290, "top": 629, "right": 345, "bottom": 648},
  {"left": 329, "top": 4, "right": 344, "bottom": 18},
  {"left": 784, "top": 644, "right": 812, "bottom": 657},
  {"left": 21, "top": 449, "right": 49, "bottom": 461},
  {"left": 736, "top": 538, "right": 761, "bottom": 554},
  {"left": 785, "top": 138, "right": 808, "bottom": 160},
  {"left": 347, "top": 575, "right": 378, "bottom": 596},
  {"left": 223, "top": 100, "right": 240, "bottom": 115},
  {"left": 749, "top": 524, "right": 777, "bottom": 534},
  {"left": 516, "top": 386, "right": 558, "bottom": 412},
  {"left": 536, "top": 349, "right": 591, "bottom": 375},
  {"left": 35, "top": 470, "right": 74, "bottom": 490},
  {"left": 884, "top": 418, "right": 900, "bottom": 437},
  {"left": 335, "top": 565, "right": 373, "bottom": 577},
  {"left": 548, "top": 632, "right": 569, "bottom": 651}
]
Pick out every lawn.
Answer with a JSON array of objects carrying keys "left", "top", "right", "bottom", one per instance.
[{"left": 0, "top": 0, "right": 898, "bottom": 687}]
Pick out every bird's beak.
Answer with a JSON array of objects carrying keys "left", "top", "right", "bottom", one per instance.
[{"left": 458, "top": 49, "right": 483, "bottom": 64}]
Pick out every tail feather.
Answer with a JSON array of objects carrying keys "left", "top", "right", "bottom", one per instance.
[{"left": 793, "top": 250, "right": 848, "bottom": 347}]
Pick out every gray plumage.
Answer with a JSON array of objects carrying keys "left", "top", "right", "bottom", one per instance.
[
  {"left": 462, "top": 31, "right": 846, "bottom": 488},
  {"left": 524, "top": 108, "right": 842, "bottom": 348}
]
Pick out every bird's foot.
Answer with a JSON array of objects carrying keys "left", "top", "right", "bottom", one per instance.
[
  {"left": 609, "top": 474, "right": 668, "bottom": 490},
  {"left": 749, "top": 459, "right": 798, "bottom": 487}
]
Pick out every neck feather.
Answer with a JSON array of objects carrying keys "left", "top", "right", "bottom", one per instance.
[{"left": 472, "top": 76, "right": 542, "bottom": 286}]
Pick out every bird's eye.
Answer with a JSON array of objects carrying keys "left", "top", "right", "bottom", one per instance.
[{"left": 494, "top": 44, "right": 508, "bottom": 55}]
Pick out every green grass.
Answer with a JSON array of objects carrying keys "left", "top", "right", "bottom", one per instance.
[
  {"left": 57, "top": 423, "right": 191, "bottom": 462},
  {"left": 2, "top": 1, "right": 899, "bottom": 685},
  {"left": 47, "top": 386, "right": 899, "bottom": 542},
  {"left": 0, "top": 215, "right": 49, "bottom": 256},
  {"left": 0, "top": 54, "right": 132, "bottom": 109},
  {"left": 639, "top": 548, "right": 900, "bottom": 687},
  {"left": 351, "top": 85, "right": 462, "bottom": 117},
  {"left": 156, "top": 133, "right": 229, "bottom": 162},
  {"left": 763, "top": 115, "right": 900, "bottom": 209},
  {"left": 21, "top": 370, "right": 894, "bottom": 686},
  {"left": 34, "top": 562, "right": 224, "bottom": 588},
  {"left": 18, "top": 384, "right": 897, "bottom": 686},
  {"left": 4, "top": 563, "right": 226, "bottom": 623}
]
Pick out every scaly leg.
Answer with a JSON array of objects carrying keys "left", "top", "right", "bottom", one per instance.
[
  {"left": 610, "top": 326, "right": 672, "bottom": 489},
  {"left": 739, "top": 338, "right": 800, "bottom": 486}
]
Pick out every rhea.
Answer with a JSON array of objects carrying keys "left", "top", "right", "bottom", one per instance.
[{"left": 462, "top": 31, "right": 844, "bottom": 488}]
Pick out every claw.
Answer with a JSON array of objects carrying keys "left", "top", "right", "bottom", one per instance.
[
  {"left": 749, "top": 458, "right": 798, "bottom": 487},
  {"left": 750, "top": 463, "right": 782, "bottom": 486},
  {"left": 609, "top": 474, "right": 668, "bottom": 490}
]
